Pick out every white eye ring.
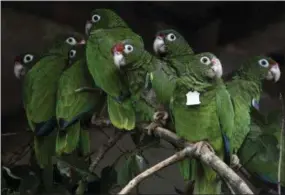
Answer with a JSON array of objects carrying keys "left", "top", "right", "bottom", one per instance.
[
  {"left": 69, "top": 50, "right": 77, "bottom": 58},
  {"left": 124, "top": 44, "right": 134, "bottom": 54},
  {"left": 66, "top": 37, "right": 77, "bottom": 45},
  {"left": 258, "top": 59, "right": 269, "bottom": 68},
  {"left": 92, "top": 14, "right": 101, "bottom": 23},
  {"left": 23, "top": 54, "right": 34, "bottom": 64},
  {"left": 166, "top": 33, "right": 176, "bottom": 42},
  {"left": 200, "top": 56, "right": 211, "bottom": 65}
]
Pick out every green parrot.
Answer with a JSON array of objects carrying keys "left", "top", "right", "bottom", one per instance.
[
  {"left": 170, "top": 52, "right": 234, "bottom": 194},
  {"left": 226, "top": 56, "right": 281, "bottom": 157},
  {"left": 56, "top": 44, "right": 106, "bottom": 156},
  {"left": 16, "top": 33, "right": 85, "bottom": 168},
  {"left": 151, "top": 29, "right": 194, "bottom": 105},
  {"left": 238, "top": 107, "right": 285, "bottom": 192},
  {"left": 86, "top": 9, "right": 144, "bottom": 130},
  {"left": 111, "top": 38, "right": 168, "bottom": 127}
]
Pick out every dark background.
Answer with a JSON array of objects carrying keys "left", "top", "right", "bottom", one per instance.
[{"left": 1, "top": 2, "right": 285, "bottom": 193}]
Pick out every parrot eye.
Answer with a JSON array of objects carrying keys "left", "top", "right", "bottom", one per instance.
[
  {"left": 166, "top": 33, "right": 176, "bottom": 42},
  {"left": 200, "top": 56, "right": 211, "bottom": 65},
  {"left": 23, "top": 54, "right": 34, "bottom": 64},
  {"left": 66, "top": 37, "right": 77, "bottom": 45},
  {"left": 124, "top": 44, "right": 134, "bottom": 54},
  {"left": 91, "top": 14, "right": 101, "bottom": 23},
  {"left": 69, "top": 49, "right": 77, "bottom": 58},
  {"left": 258, "top": 59, "right": 269, "bottom": 68}
]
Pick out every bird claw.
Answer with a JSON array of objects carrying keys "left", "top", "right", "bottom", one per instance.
[
  {"left": 145, "top": 122, "right": 161, "bottom": 136},
  {"left": 230, "top": 154, "right": 241, "bottom": 170},
  {"left": 194, "top": 141, "right": 215, "bottom": 154},
  {"left": 145, "top": 111, "right": 169, "bottom": 136}
]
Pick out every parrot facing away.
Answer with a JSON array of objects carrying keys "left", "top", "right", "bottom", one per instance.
[
  {"left": 226, "top": 56, "right": 281, "bottom": 157},
  {"left": 152, "top": 29, "right": 195, "bottom": 105},
  {"left": 86, "top": 9, "right": 145, "bottom": 130},
  {"left": 14, "top": 32, "right": 86, "bottom": 168},
  {"left": 111, "top": 38, "right": 169, "bottom": 128},
  {"left": 170, "top": 52, "right": 234, "bottom": 194},
  {"left": 238, "top": 107, "right": 285, "bottom": 192},
  {"left": 56, "top": 44, "right": 106, "bottom": 156}
]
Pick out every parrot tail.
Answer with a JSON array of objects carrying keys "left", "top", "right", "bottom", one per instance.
[
  {"left": 78, "top": 129, "right": 91, "bottom": 157},
  {"left": 34, "top": 131, "right": 56, "bottom": 168},
  {"left": 34, "top": 117, "right": 57, "bottom": 136},
  {"left": 107, "top": 95, "right": 136, "bottom": 130},
  {"left": 56, "top": 122, "right": 80, "bottom": 155},
  {"left": 192, "top": 159, "right": 222, "bottom": 194}
]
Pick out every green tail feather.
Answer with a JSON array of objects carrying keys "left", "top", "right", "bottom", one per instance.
[
  {"left": 34, "top": 131, "right": 56, "bottom": 168},
  {"left": 179, "top": 159, "right": 191, "bottom": 181},
  {"left": 192, "top": 160, "right": 221, "bottom": 194},
  {"left": 78, "top": 129, "right": 91, "bottom": 156},
  {"left": 56, "top": 122, "right": 81, "bottom": 155},
  {"left": 107, "top": 95, "right": 135, "bottom": 130}
]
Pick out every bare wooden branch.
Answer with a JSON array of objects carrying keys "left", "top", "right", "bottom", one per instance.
[
  {"left": 88, "top": 131, "right": 126, "bottom": 174},
  {"left": 118, "top": 147, "right": 195, "bottom": 194},
  {"left": 278, "top": 93, "right": 284, "bottom": 195},
  {"left": 92, "top": 119, "right": 254, "bottom": 194}
]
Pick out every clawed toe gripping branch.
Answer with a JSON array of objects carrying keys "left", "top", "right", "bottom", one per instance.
[{"left": 91, "top": 117, "right": 254, "bottom": 195}]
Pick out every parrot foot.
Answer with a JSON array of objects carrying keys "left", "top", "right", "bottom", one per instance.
[
  {"left": 194, "top": 141, "right": 215, "bottom": 154},
  {"left": 230, "top": 154, "right": 241, "bottom": 170},
  {"left": 146, "top": 111, "right": 169, "bottom": 136}
]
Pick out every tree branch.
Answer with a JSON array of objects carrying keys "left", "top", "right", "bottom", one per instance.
[
  {"left": 92, "top": 120, "right": 253, "bottom": 194},
  {"left": 118, "top": 147, "right": 195, "bottom": 194}
]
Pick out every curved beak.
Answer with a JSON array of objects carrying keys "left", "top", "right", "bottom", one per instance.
[
  {"left": 78, "top": 39, "right": 86, "bottom": 45},
  {"left": 85, "top": 20, "right": 93, "bottom": 36},
  {"left": 210, "top": 57, "right": 223, "bottom": 78},
  {"left": 153, "top": 35, "right": 165, "bottom": 54},
  {"left": 112, "top": 43, "right": 125, "bottom": 68},
  {"left": 14, "top": 61, "right": 25, "bottom": 79},
  {"left": 268, "top": 64, "right": 281, "bottom": 82}
]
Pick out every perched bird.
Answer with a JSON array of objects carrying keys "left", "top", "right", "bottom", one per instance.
[
  {"left": 14, "top": 32, "right": 85, "bottom": 168},
  {"left": 170, "top": 53, "right": 233, "bottom": 194},
  {"left": 226, "top": 56, "right": 281, "bottom": 160},
  {"left": 111, "top": 38, "right": 168, "bottom": 131},
  {"left": 238, "top": 107, "right": 285, "bottom": 193},
  {"left": 152, "top": 29, "right": 194, "bottom": 105},
  {"left": 85, "top": 9, "right": 145, "bottom": 130},
  {"left": 56, "top": 44, "right": 106, "bottom": 156}
]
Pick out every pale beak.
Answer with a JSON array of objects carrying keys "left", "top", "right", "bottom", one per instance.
[
  {"left": 112, "top": 43, "right": 126, "bottom": 68},
  {"left": 14, "top": 62, "right": 25, "bottom": 79},
  {"left": 267, "top": 64, "right": 281, "bottom": 82},
  {"left": 210, "top": 58, "right": 223, "bottom": 78},
  {"left": 85, "top": 20, "right": 93, "bottom": 36},
  {"left": 78, "top": 39, "right": 86, "bottom": 45},
  {"left": 153, "top": 36, "right": 166, "bottom": 54}
]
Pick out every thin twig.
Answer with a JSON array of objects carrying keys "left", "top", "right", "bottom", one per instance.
[
  {"left": 118, "top": 147, "right": 195, "bottom": 194},
  {"left": 278, "top": 93, "right": 284, "bottom": 195},
  {"left": 88, "top": 131, "right": 126, "bottom": 174}
]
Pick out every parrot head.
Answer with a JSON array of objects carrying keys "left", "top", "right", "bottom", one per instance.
[
  {"left": 14, "top": 53, "right": 39, "bottom": 79},
  {"left": 240, "top": 56, "right": 281, "bottom": 82},
  {"left": 48, "top": 32, "right": 86, "bottom": 57},
  {"left": 67, "top": 44, "right": 86, "bottom": 65},
  {"left": 189, "top": 52, "right": 223, "bottom": 79},
  {"left": 85, "top": 9, "right": 128, "bottom": 36},
  {"left": 153, "top": 29, "right": 193, "bottom": 57},
  {"left": 111, "top": 39, "right": 145, "bottom": 69}
]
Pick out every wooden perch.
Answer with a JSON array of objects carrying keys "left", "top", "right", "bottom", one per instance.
[
  {"left": 118, "top": 147, "right": 195, "bottom": 194},
  {"left": 92, "top": 119, "right": 254, "bottom": 194}
]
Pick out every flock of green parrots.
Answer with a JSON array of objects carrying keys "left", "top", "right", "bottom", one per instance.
[{"left": 14, "top": 8, "right": 284, "bottom": 194}]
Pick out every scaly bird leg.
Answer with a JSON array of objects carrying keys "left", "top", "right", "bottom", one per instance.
[
  {"left": 146, "top": 111, "right": 169, "bottom": 136},
  {"left": 194, "top": 141, "right": 215, "bottom": 154}
]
